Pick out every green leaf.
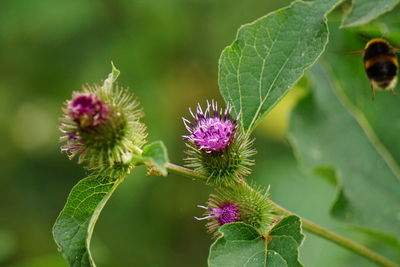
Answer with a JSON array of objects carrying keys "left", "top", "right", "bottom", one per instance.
[
  {"left": 287, "top": 64, "right": 400, "bottom": 243},
  {"left": 102, "top": 62, "right": 120, "bottom": 92},
  {"left": 269, "top": 216, "right": 303, "bottom": 245},
  {"left": 140, "top": 141, "right": 169, "bottom": 176},
  {"left": 208, "top": 216, "right": 303, "bottom": 267},
  {"left": 268, "top": 216, "right": 303, "bottom": 267},
  {"left": 53, "top": 175, "right": 123, "bottom": 267},
  {"left": 341, "top": 0, "right": 400, "bottom": 27},
  {"left": 218, "top": 0, "right": 342, "bottom": 132},
  {"left": 208, "top": 223, "right": 266, "bottom": 267}
]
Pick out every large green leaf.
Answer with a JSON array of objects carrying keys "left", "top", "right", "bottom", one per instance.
[
  {"left": 53, "top": 175, "right": 123, "bottom": 267},
  {"left": 341, "top": 0, "right": 400, "bottom": 27},
  {"left": 287, "top": 64, "right": 400, "bottom": 244},
  {"left": 208, "top": 216, "right": 304, "bottom": 267},
  {"left": 218, "top": 0, "right": 342, "bottom": 132}
]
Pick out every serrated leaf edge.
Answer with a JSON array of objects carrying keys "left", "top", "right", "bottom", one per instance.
[{"left": 218, "top": 0, "right": 344, "bottom": 133}]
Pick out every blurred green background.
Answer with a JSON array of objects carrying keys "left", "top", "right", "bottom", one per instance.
[{"left": 0, "top": 0, "right": 390, "bottom": 266}]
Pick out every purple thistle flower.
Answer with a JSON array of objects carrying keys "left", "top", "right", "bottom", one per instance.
[
  {"left": 195, "top": 200, "right": 241, "bottom": 233},
  {"left": 68, "top": 93, "right": 109, "bottom": 128},
  {"left": 183, "top": 101, "right": 238, "bottom": 153}
]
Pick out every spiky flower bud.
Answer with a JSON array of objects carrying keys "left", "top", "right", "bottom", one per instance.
[
  {"left": 196, "top": 183, "right": 273, "bottom": 235},
  {"left": 59, "top": 65, "right": 147, "bottom": 173},
  {"left": 183, "top": 101, "right": 256, "bottom": 185}
]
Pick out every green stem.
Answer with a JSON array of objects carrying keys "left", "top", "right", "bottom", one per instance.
[
  {"left": 271, "top": 201, "right": 399, "bottom": 267},
  {"left": 166, "top": 163, "right": 206, "bottom": 181},
  {"left": 166, "top": 162, "right": 400, "bottom": 267}
]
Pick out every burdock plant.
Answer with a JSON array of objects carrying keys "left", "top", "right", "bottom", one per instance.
[{"left": 53, "top": 0, "right": 400, "bottom": 266}]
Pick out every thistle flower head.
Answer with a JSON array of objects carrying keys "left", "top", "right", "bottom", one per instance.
[
  {"left": 196, "top": 184, "right": 274, "bottom": 236},
  {"left": 183, "top": 101, "right": 256, "bottom": 185},
  {"left": 211, "top": 203, "right": 240, "bottom": 224},
  {"left": 183, "top": 100, "right": 237, "bottom": 153},
  {"left": 68, "top": 93, "right": 109, "bottom": 127},
  {"left": 196, "top": 202, "right": 240, "bottom": 232},
  {"left": 59, "top": 65, "right": 147, "bottom": 173}
]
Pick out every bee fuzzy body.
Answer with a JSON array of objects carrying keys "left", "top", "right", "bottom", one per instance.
[{"left": 363, "top": 38, "right": 398, "bottom": 99}]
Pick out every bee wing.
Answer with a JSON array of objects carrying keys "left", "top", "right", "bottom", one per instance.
[
  {"left": 330, "top": 48, "right": 365, "bottom": 55},
  {"left": 344, "top": 49, "right": 365, "bottom": 55},
  {"left": 356, "top": 33, "right": 375, "bottom": 42}
]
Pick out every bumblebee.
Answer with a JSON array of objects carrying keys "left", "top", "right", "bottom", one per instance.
[{"left": 363, "top": 38, "right": 398, "bottom": 99}]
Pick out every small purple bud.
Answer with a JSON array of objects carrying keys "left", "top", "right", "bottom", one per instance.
[
  {"left": 196, "top": 199, "right": 241, "bottom": 234},
  {"left": 183, "top": 100, "right": 237, "bottom": 153},
  {"left": 68, "top": 93, "right": 108, "bottom": 127},
  {"left": 211, "top": 203, "right": 240, "bottom": 225}
]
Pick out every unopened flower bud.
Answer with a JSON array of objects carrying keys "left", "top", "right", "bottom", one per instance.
[{"left": 196, "top": 184, "right": 273, "bottom": 236}]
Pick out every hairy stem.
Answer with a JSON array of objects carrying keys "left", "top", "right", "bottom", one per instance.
[{"left": 166, "top": 162, "right": 400, "bottom": 267}]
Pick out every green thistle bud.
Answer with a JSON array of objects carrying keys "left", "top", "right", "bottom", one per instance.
[
  {"left": 196, "top": 183, "right": 273, "bottom": 236},
  {"left": 183, "top": 101, "right": 256, "bottom": 185},
  {"left": 59, "top": 65, "right": 147, "bottom": 173}
]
